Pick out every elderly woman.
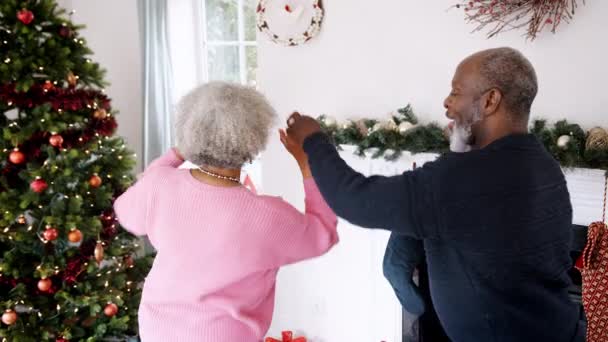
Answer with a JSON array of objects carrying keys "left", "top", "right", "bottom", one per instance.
[{"left": 114, "top": 82, "right": 338, "bottom": 342}]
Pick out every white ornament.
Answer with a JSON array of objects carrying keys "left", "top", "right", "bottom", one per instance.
[
  {"left": 557, "top": 135, "right": 571, "bottom": 149},
  {"left": 386, "top": 119, "right": 398, "bottom": 131},
  {"left": 323, "top": 116, "right": 337, "bottom": 127},
  {"left": 398, "top": 121, "right": 414, "bottom": 135}
]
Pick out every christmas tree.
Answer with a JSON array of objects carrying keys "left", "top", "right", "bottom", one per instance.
[{"left": 0, "top": 1, "right": 152, "bottom": 340}]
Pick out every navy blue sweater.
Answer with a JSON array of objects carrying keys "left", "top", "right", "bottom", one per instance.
[{"left": 303, "top": 132, "right": 584, "bottom": 342}]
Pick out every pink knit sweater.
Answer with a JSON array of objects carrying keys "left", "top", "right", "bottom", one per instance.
[{"left": 114, "top": 149, "right": 338, "bottom": 341}]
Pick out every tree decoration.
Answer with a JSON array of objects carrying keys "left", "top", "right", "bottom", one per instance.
[
  {"left": 30, "top": 177, "right": 48, "bottom": 193},
  {"left": 93, "top": 108, "right": 108, "bottom": 119},
  {"left": 8, "top": 149, "right": 25, "bottom": 164},
  {"left": 37, "top": 277, "right": 52, "bottom": 292},
  {"left": 89, "top": 174, "right": 102, "bottom": 188},
  {"left": 103, "top": 303, "right": 118, "bottom": 317},
  {"left": 94, "top": 241, "right": 104, "bottom": 264},
  {"left": 1, "top": 309, "right": 17, "bottom": 325},
  {"left": 16, "top": 9, "right": 34, "bottom": 25},
  {"left": 43, "top": 226, "right": 59, "bottom": 241},
  {"left": 453, "top": 0, "right": 585, "bottom": 40},
  {"left": 66, "top": 71, "right": 78, "bottom": 87},
  {"left": 257, "top": 0, "right": 324, "bottom": 46},
  {"left": 49, "top": 133, "right": 64, "bottom": 147},
  {"left": 67, "top": 228, "right": 83, "bottom": 243}
]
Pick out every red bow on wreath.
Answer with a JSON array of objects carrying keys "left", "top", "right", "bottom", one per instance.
[{"left": 265, "top": 331, "right": 307, "bottom": 342}]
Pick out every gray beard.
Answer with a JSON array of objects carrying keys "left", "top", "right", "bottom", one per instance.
[
  {"left": 449, "top": 123, "right": 472, "bottom": 153},
  {"left": 449, "top": 105, "right": 482, "bottom": 153}
]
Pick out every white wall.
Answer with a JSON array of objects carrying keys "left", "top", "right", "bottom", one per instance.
[
  {"left": 259, "top": 0, "right": 608, "bottom": 339},
  {"left": 57, "top": 0, "right": 143, "bottom": 171}
]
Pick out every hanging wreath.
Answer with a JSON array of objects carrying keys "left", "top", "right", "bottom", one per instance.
[
  {"left": 256, "top": 0, "right": 324, "bottom": 46},
  {"left": 453, "top": 0, "right": 585, "bottom": 40}
]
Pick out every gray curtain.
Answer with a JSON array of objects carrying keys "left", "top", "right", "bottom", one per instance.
[{"left": 138, "top": 0, "right": 174, "bottom": 166}]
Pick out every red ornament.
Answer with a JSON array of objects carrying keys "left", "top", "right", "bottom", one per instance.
[
  {"left": 49, "top": 134, "right": 64, "bottom": 147},
  {"left": 59, "top": 26, "right": 72, "bottom": 38},
  {"left": 104, "top": 303, "right": 118, "bottom": 317},
  {"left": 42, "top": 81, "right": 55, "bottom": 91},
  {"left": 67, "top": 228, "right": 83, "bottom": 243},
  {"left": 285, "top": 5, "right": 292, "bottom": 12},
  {"left": 265, "top": 331, "right": 307, "bottom": 342},
  {"left": 16, "top": 9, "right": 34, "bottom": 25},
  {"left": 30, "top": 178, "right": 48, "bottom": 193},
  {"left": 89, "top": 174, "right": 102, "bottom": 188},
  {"left": 1, "top": 309, "right": 17, "bottom": 325},
  {"left": 56, "top": 338, "right": 69, "bottom": 342},
  {"left": 9, "top": 149, "right": 25, "bottom": 165},
  {"left": 43, "top": 227, "right": 59, "bottom": 241},
  {"left": 37, "top": 278, "right": 52, "bottom": 292}
]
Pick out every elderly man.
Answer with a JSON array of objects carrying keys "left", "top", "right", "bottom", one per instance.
[{"left": 285, "top": 47, "right": 585, "bottom": 342}]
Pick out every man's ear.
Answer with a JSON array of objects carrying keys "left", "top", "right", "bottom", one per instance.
[{"left": 482, "top": 88, "right": 502, "bottom": 117}]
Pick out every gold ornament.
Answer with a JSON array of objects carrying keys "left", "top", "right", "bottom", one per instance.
[
  {"left": 67, "top": 71, "right": 77, "bottom": 87},
  {"left": 17, "top": 215, "right": 26, "bottom": 224},
  {"left": 586, "top": 127, "right": 608, "bottom": 151},
  {"left": 94, "top": 241, "right": 104, "bottom": 264},
  {"left": 93, "top": 108, "right": 107, "bottom": 119}
]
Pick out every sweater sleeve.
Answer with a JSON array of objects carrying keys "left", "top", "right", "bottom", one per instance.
[
  {"left": 266, "top": 178, "right": 339, "bottom": 267},
  {"left": 114, "top": 149, "right": 183, "bottom": 236},
  {"left": 303, "top": 132, "right": 439, "bottom": 239}
]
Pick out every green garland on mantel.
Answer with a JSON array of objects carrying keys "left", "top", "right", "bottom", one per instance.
[{"left": 317, "top": 105, "right": 608, "bottom": 171}]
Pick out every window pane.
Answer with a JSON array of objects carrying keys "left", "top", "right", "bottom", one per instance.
[
  {"left": 208, "top": 45, "right": 240, "bottom": 82},
  {"left": 244, "top": 0, "right": 257, "bottom": 41},
  {"left": 206, "top": 0, "right": 238, "bottom": 41},
  {"left": 246, "top": 46, "right": 257, "bottom": 86}
]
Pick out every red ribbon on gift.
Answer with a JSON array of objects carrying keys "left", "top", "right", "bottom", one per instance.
[{"left": 265, "top": 331, "right": 306, "bottom": 342}]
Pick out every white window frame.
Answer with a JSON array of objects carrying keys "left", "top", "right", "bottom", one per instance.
[{"left": 193, "top": 0, "right": 257, "bottom": 85}]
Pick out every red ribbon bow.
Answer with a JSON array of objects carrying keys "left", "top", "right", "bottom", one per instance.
[{"left": 265, "top": 331, "right": 307, "bottom": 342}]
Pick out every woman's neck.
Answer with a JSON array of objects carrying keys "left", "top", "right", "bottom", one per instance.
[{"left": 190, "top": 165, "right": 242, "bottom": 188}]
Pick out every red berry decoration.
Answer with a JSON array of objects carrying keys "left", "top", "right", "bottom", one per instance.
[
  {"left": 49, "top": 134, "right": 64, "bottom": 147},
  {"left": 43, "top": 226, "right": 59, "bottom": 241},
  {"left": 9, "top": 149, "right": 25, "bottom": 164},
  {"left": 104, "top": 303, "right": 118, "bottom": 317},
  {"left": 30, "top": 178, "right": 48, "bottom": 193},
  {"left": 16, "top": 9, "right": 34, "bottom": 25}
]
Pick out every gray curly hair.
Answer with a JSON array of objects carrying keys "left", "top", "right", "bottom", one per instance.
[{"left": 174, "top": 81, "right": 277, "bottom": 168}]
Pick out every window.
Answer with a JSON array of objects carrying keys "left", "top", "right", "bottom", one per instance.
[{"left": 201, "top": 0, "right": 258, "bottom": 86}]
